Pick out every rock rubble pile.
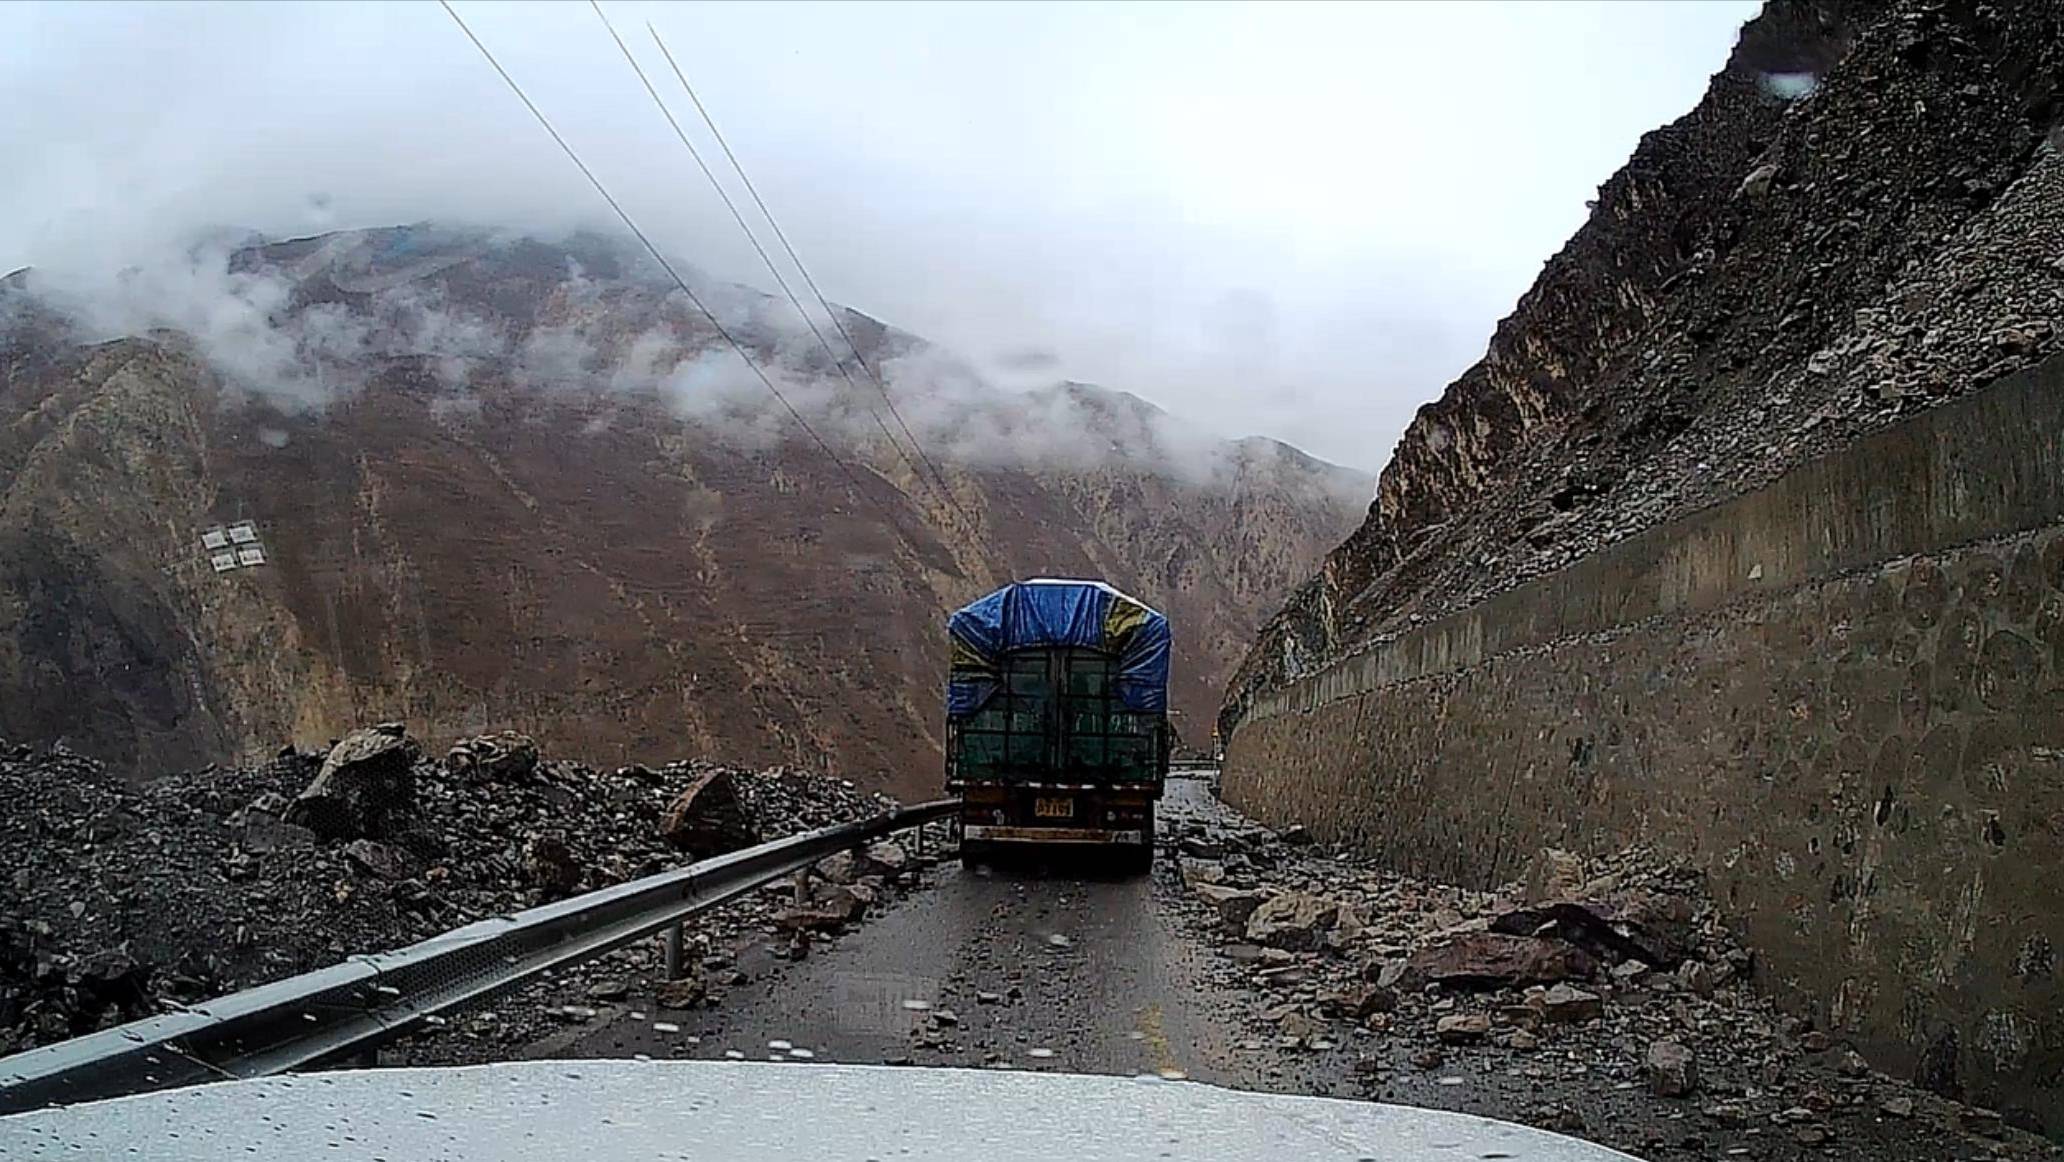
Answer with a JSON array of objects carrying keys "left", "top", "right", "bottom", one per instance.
[
  {"left": 1166, "top": 820, "right": 2055, "bottom": 1159},
  {"left": 0, "top": 727, "right": 896, "bottom": 1056}
]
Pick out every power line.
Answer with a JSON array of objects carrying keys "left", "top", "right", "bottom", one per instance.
[
  {"left": 585, "top": 0, "right": 966, "bottom": 529},
  {"left": 437, "top": 0, "right": 901, "bottom": 527},
  {"left": 647, "top": 21, "right": 969, "bottom": 526}
]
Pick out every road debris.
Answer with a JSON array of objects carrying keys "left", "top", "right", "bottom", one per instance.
[
  {"left": 0, "top": 729, "right": 901, "bottom": 1057},
  {"left": 1162, "top": 805, "right": 2058, "bottom": 1161}
]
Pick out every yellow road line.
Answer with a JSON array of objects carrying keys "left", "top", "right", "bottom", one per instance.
[{"left": 1137, "top": 1002, "right": 1185, "bottom": 1078}]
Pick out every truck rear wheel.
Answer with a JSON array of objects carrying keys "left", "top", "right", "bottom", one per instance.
[
  {"left": 1119, "top": 841, "right": 1153, "bottom": 876},
  {"left": 1121, "top": 813, "right": 1156, "bottom": 876}
]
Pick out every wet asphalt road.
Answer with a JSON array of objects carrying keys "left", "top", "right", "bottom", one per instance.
[
  {"left": 509, "top": 778, "right": 2045, "bottom": 1161},
  {"left": 535, "top": 777, "right": 1358, "bottom": 1095}
]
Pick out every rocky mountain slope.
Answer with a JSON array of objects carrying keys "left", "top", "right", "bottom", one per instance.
[
  {"left": 1225, "top": 0, "right": 2064, "bottom": 731},
  {"left": 0, "top": 228, "right": 1368, "bottom": 798}
]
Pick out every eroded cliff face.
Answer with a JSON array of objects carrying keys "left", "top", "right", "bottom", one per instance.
[
  {"left": 0, "top": 231, "right": 1368, "bottom": 798},
  {"left": 1224, "top": 0, "right": 2064, "bottom": 736}
]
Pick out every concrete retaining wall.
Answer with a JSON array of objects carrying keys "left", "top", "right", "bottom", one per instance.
[{"left": 1223, "top": 354, "right": 2064, "bottom": 1130}]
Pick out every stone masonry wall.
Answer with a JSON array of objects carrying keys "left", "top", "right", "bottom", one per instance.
[{"left": 1223, "top": 354, "right": 2064, "bottom": 1131}]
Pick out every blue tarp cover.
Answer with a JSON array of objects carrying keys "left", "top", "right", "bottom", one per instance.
[{"left": 946, "top": 579, "right": 1171, "bottom": 719}]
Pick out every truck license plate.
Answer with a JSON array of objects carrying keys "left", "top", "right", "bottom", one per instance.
[{"left": 1033, "top": 797, "right": 1074, "bottom": 819}]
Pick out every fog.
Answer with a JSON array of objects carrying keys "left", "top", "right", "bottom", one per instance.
[{"left": 0, "top": 1, "right": 1755, "bottom": 471}]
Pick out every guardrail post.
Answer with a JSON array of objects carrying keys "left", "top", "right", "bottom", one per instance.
[
  {"left": 662, "top": 922, "right": 683, "bottom": 982},
  {"left": 913, "top": 821, "right": 927, "bottom": 858}
]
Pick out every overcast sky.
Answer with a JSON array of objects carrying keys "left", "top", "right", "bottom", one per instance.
[{"left": 1, "top": 0, "right": 1755, "bottom": 470}]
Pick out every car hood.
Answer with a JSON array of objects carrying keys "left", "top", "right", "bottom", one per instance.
[{"left": 0, "top": 1059, "right": 1639, "bottom": 1160}]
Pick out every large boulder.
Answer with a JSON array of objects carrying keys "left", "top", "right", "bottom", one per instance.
[
  {"left": 282, "top": 723, "right": 421, "bottom": 840},
  {"left": 1244, "top": 891, "right": 1340, "bottom": 952},
  {"left": 659, "top": 768, "right": 760, "bottom": 858},
  {"left": 1489, "top": 893, "right": 1693, "bottom": 968},
  {"left": 1401, "top": 932, "right": 1599, "bottom": 991},
  {"left": 445, "top": 731, "right": 539, "bottom": 782}
]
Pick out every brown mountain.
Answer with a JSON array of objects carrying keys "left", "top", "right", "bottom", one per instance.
[{"left": 0, "top": 227, "right": 1368, "bottom": 798}]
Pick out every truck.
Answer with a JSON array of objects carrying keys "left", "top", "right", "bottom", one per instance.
[{"left": 943, "top": 578, "right": 1171, "bottom": 871}]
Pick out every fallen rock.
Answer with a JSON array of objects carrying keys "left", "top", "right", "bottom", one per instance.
[
  {"left": 444, "top": 731, "right": 539, "bottom": 782},
  {"left": 342, "top": 838, "right": 411, "bottom": 881},
  {"left": 1244, "top": 891, "right": 1340, "bottom": 952},
  {"left": 776, "top": 885, "right": 867, "bottom": 932},
  {"left": 660, "top": 768, "right": 760, "bottom": 858},
  {"left": 237, "top": 814, "right": 317, "bottom": 855},
  {"left": 1194, "top": 883, "right": 1267, "bottom": 931},
  {"left": 1959, "top": 1107, "right": 2004, "bottom": 1139},
  {"left": 1646, "top": 1039, "right": 1698, "bottom": 1097},
  {"left": 1319, "top": 984, "right": 1396, "bottom": 1021},
  {"left": 282, "top": 723, "right": 421, "bottom": 840},
  {"left": 585, "top": 978, "right": 629, "bottom": 1001},
  {"left": 859, "top": 840, "right": 908, "bottom": 876},
  {"left": 1401, "top": 932, "right": 1599, "bottom": 990},
  {"left": 815, "top": 851, "right": 859, "bottom": 884},
  {"left": 1488, "top": 894, "right": 1691, "bottom": 968},
  {"left": 1532, "top": 983, "right": 1603, "bottom": 1025},
  {"left": 524, "top": 832, "right": 582, "bottom": 897},
  {"left": 1879, "top": 1095, "right": 1915, "bottom": 1119},
  {"left": 1677, "top": 960, "right": 1715, "bottom": 997},
  {"left": 654, "top": 976, "right": 707, "bottom": 1009},
  {"left": 1527, "top": 848, "right": 1588, "bottom": 902},
  {"left": 1435, "top": 1013, "right": 1490, "bottom": 1044}
]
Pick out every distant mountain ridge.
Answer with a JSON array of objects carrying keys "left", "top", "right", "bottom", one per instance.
[{"left": 0, "top": 226, "right": 1368, "bottom": 796}]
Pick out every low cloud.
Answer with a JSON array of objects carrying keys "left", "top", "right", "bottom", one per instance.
[
  {"left": 0, "top": 2, "right": 1757, "bottom": 472},
  {"left": 11, "top": 229, "right": 1318, "bottom": 487}
]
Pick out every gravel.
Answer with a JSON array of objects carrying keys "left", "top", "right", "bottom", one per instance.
[{"left": 0, "top": 730, "right": 897, "bottom": 1057}]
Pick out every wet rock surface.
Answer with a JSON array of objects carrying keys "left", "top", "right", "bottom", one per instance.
[{"left": 0, "top": 731, "right": 894, "bottom": 1056}]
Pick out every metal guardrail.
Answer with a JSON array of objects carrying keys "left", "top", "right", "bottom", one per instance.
[{"left": 0, "top": 799, "right": 960, "bottom": 1116}]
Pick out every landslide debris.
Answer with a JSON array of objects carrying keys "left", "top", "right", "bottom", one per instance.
[
  {"left": 0, "top": 730, "right": 893, "bottom": 1056},
  {"left": 1164, "top": 818, "right": 2057, "bottom": 1160}
]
